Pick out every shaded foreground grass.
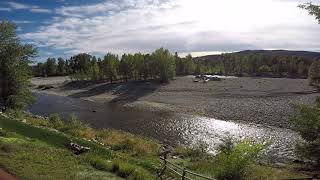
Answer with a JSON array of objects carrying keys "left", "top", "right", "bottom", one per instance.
[{"left": 0, "top": 111, "right": 310, "bottom": 180}]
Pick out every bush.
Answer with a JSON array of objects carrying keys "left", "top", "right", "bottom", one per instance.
[
  {"left": 5, "top": 109, "right": 25, "bottom": 119},
  {"left": 89, "top": 157, "right": 113, "bottom": 172},
  {"left": 292, "top": 97, "right": 320, "bottom": 164},
  {"left": 258, "top": 65, "right": 272, "bottom": 73},
  {"left": 111, "top": 160, "right": 135, "bottom": 178},
  {"left": 0, "top": 143, "right": 17, "bottom": 153},
  {"left": 48, "top": 113, "right": 65, "bottom": 130},
  {"left": 96, "top": 130, "right": 159, "bottom": 155},
  {"left": 173, "top": 141, "right": 209, "bottom": 159},
  {"left": 213, "top": 140, "right": 265, "bottom": 180},
  {"left": 128, "top": 168, "right": 153, "bottom": 180}
]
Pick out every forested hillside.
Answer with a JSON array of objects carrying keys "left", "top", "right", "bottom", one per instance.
[{"left": 196, "top": 50, "right": 320, "bottom": 78}]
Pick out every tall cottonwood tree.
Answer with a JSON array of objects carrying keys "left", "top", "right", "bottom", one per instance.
[
  {"left": 0, "top": 21, "right": 37, "bottom": 109},
  {"left": 152, "top": 48, "right": 175, "bottom": 83},
  {"left": 300, "top": 3, "right": 320, "bottom": 84}
]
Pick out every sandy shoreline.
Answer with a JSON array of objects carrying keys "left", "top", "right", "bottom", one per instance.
[{"left": 31, "top": 76, "right": 320, "bottom": 129}]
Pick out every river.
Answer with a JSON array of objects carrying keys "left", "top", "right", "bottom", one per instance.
[{"left": 27, "top": 92, "right": 301, "bottom": 162}]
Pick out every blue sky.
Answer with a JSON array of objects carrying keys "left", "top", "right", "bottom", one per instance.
[{"left": 1, "top": 0, "right": 320, "bottom": 62}]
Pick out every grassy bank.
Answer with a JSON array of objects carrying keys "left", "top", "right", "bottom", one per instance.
[{"left": 0, "top": 111, "right": 309, "bottom": 179}]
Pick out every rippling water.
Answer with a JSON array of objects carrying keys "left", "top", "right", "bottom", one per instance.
[{"left": 27, "top": 92, "right": 301, "bottom": 162}]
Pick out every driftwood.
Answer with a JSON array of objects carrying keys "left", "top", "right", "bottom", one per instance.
[{"left": 67, "top": 142, "right": 90, "bottom": 155}]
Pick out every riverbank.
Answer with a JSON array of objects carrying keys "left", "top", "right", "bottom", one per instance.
[
  {"left": 32, "top": 76, "right": 320, "bottom": 129},
  {"left": 0, "top": 111, "right": 313, "bottom": 179}
]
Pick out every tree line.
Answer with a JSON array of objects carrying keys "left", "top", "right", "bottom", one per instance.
[
  {"left": 34, "top": 50, "right": 320, "bottom": 83},
  {"left": 34, "top": 48, "right": 176, "bottom": 83}
]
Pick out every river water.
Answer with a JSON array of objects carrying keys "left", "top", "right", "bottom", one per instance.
[{"left": 27, "top": 92, "right": 301, "bottom": 162}]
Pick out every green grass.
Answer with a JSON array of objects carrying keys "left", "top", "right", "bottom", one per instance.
[
  {"left": 0, "top": 114, "right": 158, "bottom": 179},
  {"left": 0, "top": 130, "right": 121, "bottom": 179}
]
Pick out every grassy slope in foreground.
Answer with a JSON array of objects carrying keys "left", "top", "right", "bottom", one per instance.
[{"left": 0, "top": 112, "right": 308, "bottom": 180}]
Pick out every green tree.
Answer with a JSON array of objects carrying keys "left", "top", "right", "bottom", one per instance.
[
  {"left": 90, "top": 57, "right": 100, "bottom": 81},
  {"left": 299, "top": 3, "right": 320, "bottom": 23},
  {"left": 184, "top": 54, "right": 195, "bottom": 74},
  {"left": 292, "top": 97, "right": 320, "bottom": 164},
  {"left": 45, "top": 58, "right": 57, "bottom": 76},
  {"left": 103, "top": 53, "right": 119, "bottom": 83},
  {"left": 0, "top": 21, "right": 37, "bottom": 109},
  {"left": 258, "top": 65, "right": 272, "bottom": 73},
  {"left": 57, "top": 57, "right": 66, "bottom": 76},
  {"left": 152, "top": 48, "right": 175, "bottom": 83},
  {"left": 308, "top": 61, "right": 320, "bottom": 86}
]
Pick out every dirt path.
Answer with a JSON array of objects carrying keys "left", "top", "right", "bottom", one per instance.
[{"left": 0, "top": 169, "right": 15, "bottom": 180}]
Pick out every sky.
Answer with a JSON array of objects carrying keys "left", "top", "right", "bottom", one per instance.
[{"left": 1, "top": 0, "right": 320, "bottom": 61}]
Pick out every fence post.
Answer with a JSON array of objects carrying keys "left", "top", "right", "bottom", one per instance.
[{"left": 182, "top": 168, "right": 186, "bottom": 180}]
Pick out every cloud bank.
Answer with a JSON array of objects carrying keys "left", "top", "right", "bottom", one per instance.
[{"left": 19, "top": 0, "right": 320, "bottom": 58}]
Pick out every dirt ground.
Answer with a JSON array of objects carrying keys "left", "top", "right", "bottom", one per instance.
[
  {"left": 31, "top": 76, "right": 320, "bottom": 129},
  {"left": 0, "top": 169, "right": 15, "bottom": 180}
]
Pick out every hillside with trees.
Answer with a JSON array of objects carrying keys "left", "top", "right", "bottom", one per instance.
[{"left": 34, "top": 50, "right": 320, "bottom": 84}]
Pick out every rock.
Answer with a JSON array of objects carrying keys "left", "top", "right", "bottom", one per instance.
[
  {"left": 172, "top": 156, "right": 178, "bottom": 159},
  {"left": 293, "top": 159, "right": 304, "bottom": 164},
  {"left": 274, "top": 162, "right": 286, "bottom": 168}
]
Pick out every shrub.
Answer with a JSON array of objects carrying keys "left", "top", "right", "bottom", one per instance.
[
  {"left": 213, "top": 140, "right": 265, "bottom": 180},
  {"left": 128, "top": 168, "right": 153, "bottom": 180},
  {"left": 48, "top": 113, "right": 65, "bottom": 130},
  {"left": 173, "top": 141, "right": 209, "bottom": 160},
  {"left": 258, "top": 65, "right": 272, "bottom": 73},
  {"left": 88, "top": 157, "right": 113, "bottom": 172},
  {"left": 5, "top": 109, "right": 25, "bottom": 119},
  {"left": 292, "top": 97, "right": 320, "bottom": 164},
  {"left": 96, "top": 130, "right": 159, "bottom": 155},
  {"left": 0, "top": 143, "right": 17, "bottom": 153},
  {"left": 111, "top": 160, "right": 135, "bottom": 178}
]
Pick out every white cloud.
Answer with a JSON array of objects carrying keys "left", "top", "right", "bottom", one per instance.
[
  {"left": 13, "top": 20, "right": 35, "bottom": 24},
  {"left": 30, "top": 8, "right": 52, "bottom": 13},
  {"left": 20, "top": 0, "right": 320, "bottom": 58},
  {"left": 7, "top": 2, "right": 34, "bottom": 9},
  {"left": 7, "top": 1, "right": 52, "bottom": 13},
  {"left": 0, "top": 7, "right": 11, "bottom": 11}
]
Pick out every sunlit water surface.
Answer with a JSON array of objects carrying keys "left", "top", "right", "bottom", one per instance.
[{"left": 27, "top": 92, "right": 301, "bottom": 162}]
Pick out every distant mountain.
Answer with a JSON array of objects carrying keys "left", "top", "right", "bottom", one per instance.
[{"left": 196, "top": 50, "right": 320, "bottom": 61}]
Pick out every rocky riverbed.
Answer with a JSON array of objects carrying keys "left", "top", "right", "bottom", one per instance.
[{"left": 31, "top": 76, "right": 320, "bottom": 129}]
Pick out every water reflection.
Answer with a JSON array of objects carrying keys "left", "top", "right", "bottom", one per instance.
[{"left": 27, "top": 92, "right": 300, "bottom": 162}]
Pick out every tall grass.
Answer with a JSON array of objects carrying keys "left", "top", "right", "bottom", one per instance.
[{"left": 7, "top": 110, "right": 159, "bottom": 156}]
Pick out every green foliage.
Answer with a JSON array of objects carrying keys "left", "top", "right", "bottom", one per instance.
[
  {"left": 299, "top": 3, "right": 320, "bottom": 24},
  {"left": 292, "top": 97, "right": 320, "bottom": 164},
  {"left": 110, "top": 160, "right": 153, "bottom": 179},
  {"left": 48, "top": 113, "right": 65, "bottom": 130},
  {"left": 57, "top": 57, "right": 66, "bottom": 76},
  {"left": 308, "top": 61, "right": 320, "bottom": 86},
  {"left": 258, "top": 65, "right": 272, "bottom": 73},
  {"left": 0, "top": 21, "right": 36, "bottom": 109},
  {"left": 152, "top": 48, "right": 175, "bottom": 83},
  {"left": 213, "top": 140, "right": 265, "bottom": 180},
  {"left": 89, "top": 157, "right": 113, "bottom": 172},
  {"left": 103, "top": 53, "right": 119, "bottom": 83}
]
